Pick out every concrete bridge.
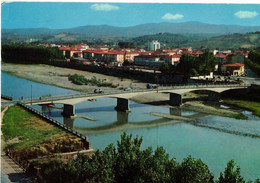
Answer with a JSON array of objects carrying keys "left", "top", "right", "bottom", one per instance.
[{"left": 23, "top": 83, "right": 248, "bottom": 118}]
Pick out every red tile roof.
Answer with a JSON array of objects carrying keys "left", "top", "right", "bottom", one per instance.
[
  {"left": 222, "top": 63, "right": 244, "bottom": 67},
  {"left": 215, "top": 54, "right": 227, "bottom": 60},
  {"left": 60, "top": 47, "right": 79, "bottom": 51}
]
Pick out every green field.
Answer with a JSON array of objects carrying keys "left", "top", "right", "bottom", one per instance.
[
  {"left": 223, "top": 100, "right": 260, "bottom": 117},
  {"left": 2, "top": 105, "right": 86, "bottom": 160}
]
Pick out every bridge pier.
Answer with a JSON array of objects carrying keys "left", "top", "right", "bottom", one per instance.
[
  {"left": 169, "top": 93, "right": 182, "bottom": 106},
  {"left": 115, "top": 98, "right": 130, "bottom": 112},
  {"left": 63, "top": 117, "right": 75, "bottom": 128},
  {"left": 117, "top": 111, "right": 129, "bottom": 123},
  {"left": 61, "top": 104, "right": 75, "bottom": 118},
  {"left": 208, "top": 91, "right": 221, "bottom": 101},
  {"left": 169, "top": 108, "right": 182, "bottom": 116}
]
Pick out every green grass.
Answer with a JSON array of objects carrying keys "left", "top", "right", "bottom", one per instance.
[
  {"left": 223, "top": 100, "right": 260, "bottom": 117},
  {"left": 2, "top": 105, "right": 66, "bottom": 150},
  {"left": 228, "top": 113, "right": 248, "bottom": 120}
]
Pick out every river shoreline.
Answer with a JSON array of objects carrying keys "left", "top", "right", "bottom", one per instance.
[
  {"left": 2, "top": 62, "right": 249, "bottom": 119},
  {"left": 1, "top": 63, "right": 146, "bottom": 93}
]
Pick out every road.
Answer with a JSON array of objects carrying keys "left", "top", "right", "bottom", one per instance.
[{"left": 232, "top": 76, "right": 260, "bottom": 85}]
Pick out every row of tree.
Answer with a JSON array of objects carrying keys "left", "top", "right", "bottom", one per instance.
[
  {"left": 1, "top": 43, "right": 64, "bottom": 64},
  {"left": 160, "top": 51, "right": 217, "bottom": 76},
  {"left": 246, "top": 50, "right": 260, "bottom": 77},
  {"left": 34, "top": 133, "right": 259, "bottom": 183}
]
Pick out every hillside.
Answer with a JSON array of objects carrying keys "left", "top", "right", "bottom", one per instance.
[
  {"left": 190, "top": 32, "right": 260, "bottom": 50},
  {"left": 1, "top": 32, "right": 126, "bottom": 45},
  {"left": 3, "top": 32, "right": 260, "bottom": 50},
  {"left": 131, "top": 33, "right": 216, "bottom": 48},
  {"left": 2, "top": 21, "right": 260, "bottom": 37}
]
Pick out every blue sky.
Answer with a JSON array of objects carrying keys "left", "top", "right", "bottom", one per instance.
[{"left": 2, "top": 2, "right": 260, "bottom": 29}]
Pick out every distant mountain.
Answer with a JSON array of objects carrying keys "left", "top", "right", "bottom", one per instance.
[{"left": 2, "top": 22, "right": 260, "bottom": 37}]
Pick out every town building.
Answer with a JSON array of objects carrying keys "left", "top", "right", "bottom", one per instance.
[
  {"left": 221, "top": 63, "right": 244, "bottom": 76},
  {"left": 60, "top": 47, "right": 81, "bottom": 59},
  {"left": 148, "top": 40, "right": 160, "bottom": 51},
  {"left": 133, "top": 53, "right": 180, "bottom": 67},
  {"left": 134, "top": 55, "right": 164, "bottom": 67}
]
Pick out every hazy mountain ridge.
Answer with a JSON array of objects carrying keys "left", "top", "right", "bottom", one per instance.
[{"left": 3, "top": 21, "right": 260, "bottom": 37}]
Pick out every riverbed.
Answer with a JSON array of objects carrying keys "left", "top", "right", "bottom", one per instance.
[{"left": 1, "top": 72, "right": 260, "bottom": 181}]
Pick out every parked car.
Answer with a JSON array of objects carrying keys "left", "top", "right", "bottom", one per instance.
[
  {"left": 124, "top": 87, "right": 132, "bottom": 91},
  {"left": 146, "top": 83, "right": 159, "bottom": 89},
  {"left": 94, "top": 89, "right": 104, "bottom": 93}
]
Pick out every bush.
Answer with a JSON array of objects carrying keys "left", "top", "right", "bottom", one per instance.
[{"left": 68, "top": 74, "right": 118, "bottom": 88}]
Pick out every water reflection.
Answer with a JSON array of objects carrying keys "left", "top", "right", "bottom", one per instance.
[
  {"left": 40, "top": 104, "right": 53, "bottom": 115},
  {"left": 117, "top": 112, "right": 129, "bottom": 123},
  {"left": 169, "top": 108, "right": 181, "bottom": 116},
  {"left": 169, "top": 108, "right": 198, "bottom": 116},
  {"left": 2, "top": 72, "right": 79, "bottom": 99},
  {"left": 63, "top": 117, "right": 75, "bottom": 129}
]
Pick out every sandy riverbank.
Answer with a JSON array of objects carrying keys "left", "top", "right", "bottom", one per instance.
[{"left": 2, "top": 63, "right": 146, "bottom": 92}]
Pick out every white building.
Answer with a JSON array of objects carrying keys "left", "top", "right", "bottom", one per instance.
[{"left": 148, "top": 40, "right": 160, "bottom": 51}]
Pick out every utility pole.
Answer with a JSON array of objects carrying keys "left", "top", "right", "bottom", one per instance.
[
  {"left": 31, "top": 85, "right": 32, "bottom": 105},
  {"left": 156, "top": 75, "right": 159, "bottom": 93}
]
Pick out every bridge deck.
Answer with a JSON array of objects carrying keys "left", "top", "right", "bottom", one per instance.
[{"left": 22, "top": 84, "right": 247, "bottom": 105}]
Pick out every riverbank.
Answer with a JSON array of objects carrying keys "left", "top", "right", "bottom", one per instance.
[
  {"left": 223, "top": 100, "right": 260, "bottom": 117},
  {"left": 1, "top": 63, "right": 146, "bottom": 92},
  {"left": 129, "top": 93, "right": 246, "bottom": 119},
  {"left": 2, "top": 105, "right": 88, "bottom": 160},
  {"left": 182, "top": 101, "right": 247, "bottom": 119}
]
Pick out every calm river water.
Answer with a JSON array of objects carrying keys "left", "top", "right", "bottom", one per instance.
[{"left": 2, "top": 72, "right": 260, "bottom": 180}]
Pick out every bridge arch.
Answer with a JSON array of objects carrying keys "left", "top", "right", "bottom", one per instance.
[{"left": 161, "top": 87, "right": 244, "bottom": 106}]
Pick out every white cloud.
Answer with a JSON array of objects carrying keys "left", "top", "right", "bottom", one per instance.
[
  {"left": 162, "top": 13, "right": 184, "bottom": 20},
  {"left": 234, "top": 11, "right": 258, "bottom": 19},
  {"left": 91, "top": 4, "right": 119, "bottom": 12}
]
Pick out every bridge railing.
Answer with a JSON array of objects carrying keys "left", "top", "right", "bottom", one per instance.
[
  {"left": 21, "top": 83, "right": 249, "bottom": 104},
  {"left": 1, "top": 94, "right": 13, "bottom": 101}
]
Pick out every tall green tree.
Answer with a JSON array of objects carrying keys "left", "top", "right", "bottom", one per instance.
[
  {"left": 176, "top": 54, "right": 197, "bottom": 76},
  {"left": 217, "top": 160, "right": 245, "bottom": 183},
  {"left": 2, "top": 43, "right": 64, "bottom": 64},
  {"left": 196, "top": 51, "right": 217, "bottom": 75},
  {"left": 173, "top": 155, "right": 214, "bottom": 183}
]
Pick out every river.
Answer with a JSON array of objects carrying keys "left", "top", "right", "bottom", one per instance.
[{"left": 1, "top": 72, "right": 260, "bottom": 181}]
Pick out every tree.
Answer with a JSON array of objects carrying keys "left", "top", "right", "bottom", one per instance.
[
  {"left": 35, "top": 133, "right": 256, "bottom": 183},
  {"left": 217, "top": 160, "right": 245, "bottom": 183},
  {"left": 118, "top": 42, "right": 134, "bottom": 48},
  {"left": 2, "top": 43, "right": 64, "bottom": 64},
  {"left": 114, "top": 133, "right": 143, "bottom": 183},
  {"left": 190, "top": 68, "right": 198, "bottom": 77},
  {"left": 173, "top": 156, "right": 214, "bottom": 183},
  {"left": 196, "top": 51, "right": 217, "bottom": 75},
  {"left": 176, "top": 54, "right": 197, "bottom": 74},
  {"left": 160, "top": 63, "right": 171, "bottom": 74},
  {"left": 123, "top": 60, "right": 131, "bottom": 66}
]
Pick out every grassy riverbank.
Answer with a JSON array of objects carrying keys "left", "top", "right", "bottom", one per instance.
[
  {"left": 183, "top": 101, "right": 247, "bottom": 119},
  {"left": 2, "top": 105, "right": 87, "bottom": 160},
  {"left": 223, "top": 100, "right": 260, "bottom": 117}
]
